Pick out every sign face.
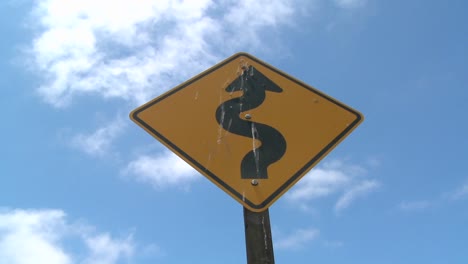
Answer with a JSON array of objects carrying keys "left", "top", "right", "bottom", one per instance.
[{"left": 130, "top": 52, "right": 363, "bottom": 212}]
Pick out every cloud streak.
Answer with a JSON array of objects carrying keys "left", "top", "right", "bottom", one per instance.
[
  {"left": 398, "top": 180, "right": 468, "bottom": 212},
  {"left": 275, "top": 227, "right": 319, "bottom": 250},
  {"left": 285, "top": 160, "right": 380, "bottom": 212},
  {"left": 334, "top": 180, "right": 379, "bottom": 212}
]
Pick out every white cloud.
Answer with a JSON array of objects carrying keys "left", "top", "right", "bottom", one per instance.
[
  {"left": 0, "top": 209, "right": 142, "bottom": 264},
  {"left": 28, "top": 0, "right": 307, "bottom": 107},
  {"left": 224, "top": 0, "right": 295, "bottom": 47},
  {"left": 286, "top": 167, "right": 350, "bottom": 201},
  {"left": 334, "top": 0, "right": 367, "bottom": 9},
  {"left": 71, "top": 117, "right": 125, "bottom": 157},
  {"left": 124, "top": 151, "right": 199, "bottom": 189},
  {"left": 0, "top": 209, "right": 70, "bottom": 264},
  {"left": 285, "top": 160, "right": 379, "bottom": 212},
  {"left": 82, "top": 233, "right": 133, "bottom": 264},
  {"left": 335, "top": 180, "right": 379, "bottom": 212},
  {"left": 275, "top": 227, "right": 319, "bottom": 250}
]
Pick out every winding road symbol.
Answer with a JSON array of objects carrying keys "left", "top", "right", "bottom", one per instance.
[
  {"left": 215, "top": 66, "right": 287, "bottom": 179},
  {"left": 130, "top": 52, "right": 364, "bottom": 211}
]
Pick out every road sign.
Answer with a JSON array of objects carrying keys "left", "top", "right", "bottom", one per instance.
[{"left": 130, "top": 52, "right": 363, "bottom": 212}]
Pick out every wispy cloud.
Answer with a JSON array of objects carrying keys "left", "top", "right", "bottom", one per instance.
[
  {"left": 275, "top": 227, "right": 319, "bottom": 250},
  {"left": 28, "top": 0, "right": 306, "bottom": 107},
  {"left": 82, "top": 233, "right": 133, "bottom": 264},
  {"left": 70, "top": 117, "right": 125, "bottom": 157},
  {"left": 286, "top": 167, "right": 350, "bottom": 201},
  {"left": 397, "top": 180, "right": 468, "bottom": 212},
  {"left": 335, "top": 180, "right": 380, "bottom": 213},
  {"left": 285, "top": 159, "right": 380, "bottom": 213},
  {"left": 0, "top": 208, "right": 150, "bottom": 264},
  {"left": 124, "top": 151, "right": 199, "bottom": 189}
]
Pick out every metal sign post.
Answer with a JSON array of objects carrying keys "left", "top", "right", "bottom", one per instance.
[{"left": 244, "top": 207, "right": 275, "bottom": 264}]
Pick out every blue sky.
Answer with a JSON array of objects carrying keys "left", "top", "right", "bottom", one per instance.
[{"left": 1, "top": 0, "right": 467, "bottom": 263}]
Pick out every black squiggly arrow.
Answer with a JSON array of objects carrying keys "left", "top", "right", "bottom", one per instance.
[{"left": 215, "top": 66, "right": 287, "bottom": 179}]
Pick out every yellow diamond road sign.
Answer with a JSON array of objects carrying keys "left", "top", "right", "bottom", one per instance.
[{"left": 130, "top": 52, "right": 363, "bottom": 212}]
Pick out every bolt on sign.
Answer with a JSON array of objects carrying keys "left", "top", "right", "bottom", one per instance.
[{"left": 130, "top": 52, "right": 363, "bottom": 212}]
